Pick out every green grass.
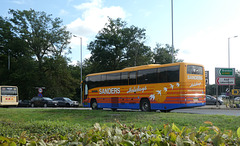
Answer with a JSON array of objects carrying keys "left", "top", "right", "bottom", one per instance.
[{"left": 0, "top": 108, "right": 240, "bottom": 137}]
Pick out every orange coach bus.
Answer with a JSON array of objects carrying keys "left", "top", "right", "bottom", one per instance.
[
  {"left": 82, "top": 62, "right": 206, "bottom": 112},
  {"left": 0, "top": 86, "right": 19, "bottom": 107}
]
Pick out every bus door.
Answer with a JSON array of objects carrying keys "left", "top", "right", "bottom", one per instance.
[
  {"left": 128, "top": 71, "right": 138, "bottom": 108},
  {"left": 111, "top": 97, "right": 119, "bottom": 108},
  {"left": 82, "top": 81, "right": 89, "bottom": 105}
]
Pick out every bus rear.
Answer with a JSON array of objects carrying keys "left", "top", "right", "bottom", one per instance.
[
  {"left": 181, "top": 64, "right": 206, "bottom": 107},
  {"left": 0, "top": 86, "right": 19, "bottom": 107}
]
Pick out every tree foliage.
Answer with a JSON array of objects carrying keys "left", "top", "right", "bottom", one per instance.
[
  {"left": 153, "top": 43, "right": 183, "bottom": 64},
  {"left": 0, "top": 9, "right": 78, "bottom": 100},
  {"left": 8, "top": 9, "right": 71, "bottom": 70},
  {"left": 87, "top": 18, "right": 153, "bottom": 73},
  {"left": 86, "top": 18, "right": 183, "bottom": 74}
]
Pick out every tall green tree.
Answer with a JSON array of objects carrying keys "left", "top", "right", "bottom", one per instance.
[
  {"left": 8, "top": 9, "right": 71, "bottom": 75},
  {"left": 153, "top": 43, "right": 183, "bottom": 64},
  {"left": 235, "top": 70, "right": 240, "bottom": 89},
  {"left": 43, "top": 56, "right": 78, "bottom": 98},
  {"left": 124, "top": 26, "right": 152, "bottom": 67},
  {"left": 87, "top": 17, "right": 152, "bottom": 73},
  {"left": 0, "top": 9, "right": 77, "bottom": 99}
]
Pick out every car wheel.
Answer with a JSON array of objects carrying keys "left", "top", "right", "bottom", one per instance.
[
  {"left": 91, "top": 100, "right": 98, "bottom": 110},
  {"left": 66, "top": 103, "right": 70, "bottom": 107},
  {"left": 140, "top": 99, "right": 151, "bottom": 112},
  {"left": 44, "top": 103, "right": 47, "bottom": 107},
  {"left": 31, "top": 103, "right": 34, "bottom": 107}
]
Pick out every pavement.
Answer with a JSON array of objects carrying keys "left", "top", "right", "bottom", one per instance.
[{"left": 196, "top": 104, "right": 240, "bottom": 110}]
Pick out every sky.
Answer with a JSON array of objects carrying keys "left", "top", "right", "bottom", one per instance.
[{"left": 1, "top": 0, "right": 240, "bottom": 84}]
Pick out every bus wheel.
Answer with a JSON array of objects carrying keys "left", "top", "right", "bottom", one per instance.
[
  {"left": 140, "top": 99, "right": 151, "bottom": 112},
  {"left": 91, "top": 99, "right": 98, "bottom": 110}
]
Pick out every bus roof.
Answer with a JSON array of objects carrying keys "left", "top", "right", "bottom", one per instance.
[{"left": 86, "top": 62, "right": 203, "bottom": 77}]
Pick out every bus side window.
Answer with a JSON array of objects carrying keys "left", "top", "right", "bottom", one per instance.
[
  {"left": 158, "top": 67, "right": 168, "bottom": 83},
  {"left": 120, "top": 72, "right": 128, "bottom": 85},
  {"left": 129, "top": 71, "right": 137, "bottom": 85}
]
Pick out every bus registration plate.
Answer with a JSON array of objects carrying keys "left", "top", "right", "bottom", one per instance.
[{"left": 193, "top": 97, "right": 199, "bottom": 102}]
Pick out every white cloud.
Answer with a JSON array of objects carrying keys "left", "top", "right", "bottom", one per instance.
[
  {"left": 67, "top": 0, "right": 127, "bottom": 65},
  {"left": 68, "top": 60, "right": 78, "bottom": 66},
  {"left": 74, "top": 0, "right": 102, "bottom": 10},
  {"left": 11, "top": 0, "right": 26, "bottom": 4},
  {"left": 67, "top": 0, "right": 126, "bottom": 37}
]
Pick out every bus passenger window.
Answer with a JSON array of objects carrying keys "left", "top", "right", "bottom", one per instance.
[
  {"left": 167, "top": 66, "right": 180, "bottom": 82},
  {"left": 158, "top": 67, "right": 168, "bottom": 83},
  {"left": 120, "top": 72, "right": 128, "bottom": 85},
  {"left": 129, "top": 71, "right": 137, "bottom": 85},
  {"left": 138, "top": 68, "right": 157, "bottom": 84},
  {"left": 106, "top": 73, "right": 121, "bottom": 86}
]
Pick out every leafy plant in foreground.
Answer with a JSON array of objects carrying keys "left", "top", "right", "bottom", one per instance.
[{"left": 0, "top": 121, "right": 240, "bottom": 145}]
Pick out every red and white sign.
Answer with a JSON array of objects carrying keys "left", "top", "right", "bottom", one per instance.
[
  {"left": 38, "top": 88, "right": 43, "bottom": 93},
  {"left": 216, "top": 77, "right": 235, "bottom": 85}
]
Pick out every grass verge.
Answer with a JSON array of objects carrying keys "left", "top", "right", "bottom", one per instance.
[{"left": 0, "top": 108, "right": 240, "bottom": 137}]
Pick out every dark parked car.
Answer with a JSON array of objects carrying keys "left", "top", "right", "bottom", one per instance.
[
  {"left": 18, "top": 100, "right": 31, "bottom": 107},
  {"left": 30, "top": 97, "right": 58, "bottom": 107},
  {"left": 53, "top": 97, "right": 79, "bottom": 107},
  {"left": 206, "top": 95, "right": 223, "bottom": 105}
]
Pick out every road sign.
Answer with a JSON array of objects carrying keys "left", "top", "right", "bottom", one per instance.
[
  {"left": 38, "top": 93, "right": 43, "bottom": 97},
  {"left": 232, "top": 89, "right": 240, "bottom": 95},
  {"left": 219, "top": 69, "right": 233, "bottom": 75},
  {"left": 205, "top": 71, "right": 209, "bottom": 85},
  {"left": 215, "top": 77, "right": 235, "bottom": 85},
  {"left": 38, "top": 88, "right": 43, "bottom": 93},
  {"left": 215, "top": 68, "right": 235, "bottom": 77}
]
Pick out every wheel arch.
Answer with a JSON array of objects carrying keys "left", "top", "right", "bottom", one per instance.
[{"left": 90, "top": 98, "right": 97, "bottom": 108}]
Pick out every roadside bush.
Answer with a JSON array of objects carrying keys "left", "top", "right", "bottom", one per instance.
[{"left": 0, "top": 120, "right": 240, "bottom": 145}]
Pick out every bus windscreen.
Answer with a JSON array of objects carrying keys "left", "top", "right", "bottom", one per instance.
[{"left": 1, "top": 87, "right": 18, "bottom": 95}]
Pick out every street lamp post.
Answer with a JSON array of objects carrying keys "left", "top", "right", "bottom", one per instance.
[
  {"left": 228, "top": 36, "right": 238, "bottom": 68},
  {"left": 8, "top": 49, "right": 10, "bottom": 71},
  {"left": 171, "top": 0, "right": 174, "bottom": 63},
  {"left": 73, "top": 35, "right": 83, "bottom": 105},
  {"left": 227, "top": 35, "right": 237, "bottom": 106}
]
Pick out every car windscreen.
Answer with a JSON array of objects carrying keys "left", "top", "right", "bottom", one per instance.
[
  {"left": 63, "top": 98, "right": 72, "bottom": 101},
  {"left": 43, "top": 97, "right": 52, "bottom": 101}
]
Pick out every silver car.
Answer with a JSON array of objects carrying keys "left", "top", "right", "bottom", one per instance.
[
  {"left": 53, "top": 97, "right": 79, "bottom": 107},
  {"left": 206, "top": 95, "right": 223, "bottom": 105}
]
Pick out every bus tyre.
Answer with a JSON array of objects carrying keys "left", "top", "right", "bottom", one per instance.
[
  {"left": 91, "top": 99, "right": 98, "bottom": 110},
  {"left": 140, "top": 99, "right": 151, "bottom": 112}
]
